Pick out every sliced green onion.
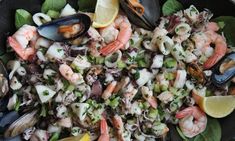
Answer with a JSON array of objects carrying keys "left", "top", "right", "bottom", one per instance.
[
  {"left": 106, "top": 96, "right": 120, "bottom": 108},
  {"left": 117, "top": 60, "right": 126, "bottom": 69},
  {"left": 14, "top": 97, "right": 20, "bottom": 111},
  {"left": 148, "top": 108, "right": 158, "bottom": 119},
  {"left": 47, "top": 10, "right": 60, "bottom": 19},
  {"left": 154, "top": 83, "right": 161, "bottom": 93},
  {"left": 49, "top": 132, "right": 60, "bottom": 141},
  {"left": 137, "top": 59, "right": 147, "bottom": 67},
  {"left": 164, "top": 58, "right": 177, "bottom": 68}
]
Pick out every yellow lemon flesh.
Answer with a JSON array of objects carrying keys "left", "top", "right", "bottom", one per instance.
[
  {"left": 92, "top": 0, "right": 119, "bottom": 28},
  {"left": 59, "top": 133, "right": 90, "bottom": 141}
]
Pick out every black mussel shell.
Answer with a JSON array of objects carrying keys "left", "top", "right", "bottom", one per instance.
[
  {"left": 0, "top": 111, "right": 19, "bottom": 133},
  {"left": 38, "top": 13, "right": 91, "bottom": 42},
  {"left": 0, "top": 60, "right": 8, "bottom": 77},
  {"left": 0, "top": 136, "right": 22, "bottom": 141},
  {"left": 211, "top": 52, "right": 235, "bottom": 86},
  {"left": 120, "top": 0, "right": 160, "bottom": 30}
]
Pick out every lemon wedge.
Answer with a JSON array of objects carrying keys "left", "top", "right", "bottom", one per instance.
[
  {"left": 59, "top": 133, "right": 90, "bottom": 141},
  {"left": 193, "top": 92, "right": 235, "bottom": 118},
  {"left": 92, "top": 0, "right": 119, "bottom": 28}
]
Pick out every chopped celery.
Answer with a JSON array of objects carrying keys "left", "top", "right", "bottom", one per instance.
[
  {"left": 164, "top": 58, "right": 177, "bottom": 68},
  {"left": 74, "top": 91, "right": 82, "bottom": 97},
  {"left": 165, "top": 72, "right": 175, "bottom": 80},
  {"left": 138, "top": 102, "right": 144, "bottom": 109},
  {"left": 49, "top": 132, "right": 60, "bottom": 141},
  {"left": 154, "top": 83, "right": 161, "bottom": 93},
  {"left": 107, "top": 96, "right": 120, "bottom": 108},
  {"left": 95, "top": 56, "right": 105, "bottom": 64},
  {"left": 14, "top": 97, "right": 20, "bottom": 111},
  {"left": 161, "top": 85, "right": 168, "bottom": 91},
  {"left": 148, "top": 108, "right": 158, "bottom": 119},
  {"left": 47, "top": 10, "right": 60, "bottom": 19},
  {"left": 117, "top": 60, "right": 126, "bottom": 69},
  {"left": 143, "top": 101, "right": 150, "bottom": 109},
  {"left": 67, "top": 85, "right": 75, "bottom": 92},
  {"left": 137, "top": 59, "right": 147, "bottom": 67}
]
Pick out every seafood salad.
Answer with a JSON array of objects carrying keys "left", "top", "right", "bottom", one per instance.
[{"left": 1, "top": 0, "right": 235, "bottom": 141}]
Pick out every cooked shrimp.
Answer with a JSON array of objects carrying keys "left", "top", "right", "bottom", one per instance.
[
  {"left": 174, "top": 70, "right": 187, "bottom": 88},
  {"left": 59, "top": 64, "right": 83, "bottom": 85},
  {"left": 112, "top": 115, "right": 125, "bottom": 141},
  {"left": 8, "top": 25, "right": 38, "bottom": 60},
  {"left": 175, "top": 106, "right": 207, "bottom": 138},
  {"left": 99, "top": 15, "right": 132, "bottom": 56},
  {"left": 141, "top": 86, "right": 157, "bottom": 108},
  {"left": 203, "top": 22, "right": 227, "bottom": 69},
  {"left": 203, "top": 30, "right": 227, "bottom": 69},
  {"left": 102, "top": 81, "right": 117, "bottom": 100},
  {"left": 98, "top": 117, "right": 110, "bottom": 141}
]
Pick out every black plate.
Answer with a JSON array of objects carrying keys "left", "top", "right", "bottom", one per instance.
[{"left": 0, "top": 0, "right": 235, "bottom": 140}]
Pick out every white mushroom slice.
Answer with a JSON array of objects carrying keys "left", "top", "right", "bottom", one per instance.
[
  {"left": 33, "top": 13, "right": 52, "bottom": 26},
  {"left": 35, "top": 37, "right": 51, "bottom": 49},
  {"left": 71, "top": 103, "right": 90, "bottom": 121},
  {"left": 16, "top": 66, "right": 26, "bottom": 76},
  {"left": 151, "top": 55, "right": 164, "bottom": 69},
  {"left": 156, "top": 36, "right": 174, "bottom": 55},
  {"left": 174, "top": 70, "right": 187, "bottom": 88},
  {"left": 43, "top": 69, "right": 56, "bottom": 79},
  {"left": 56, "top": 104, "right": 68, "bottom": 119},
  {"left": 31, "top": 130, "right": 49, "bottom": 141},
  {"left": 7, "top": 94, "right": 17, "bottom": 110},
  {"left": 10, "top": 76, "right": 22, "bottom": 90},
  {"left": 136, "top": 69, "right": 153, "bottom": 86},
  {"left": 46, "top": 42, "right": 65, "bottom": 62},
  {"left": 35, "top": 85, "right": 56, "bottom": 103},
  {"left": 175, "top": 23, "right": 191, "bottom": 35},
  {"left": 7, "top": 60, "right": 21, "bottom": 79},
  {"left": 71, "top": 55, "right": 91, "bottom": 70},
  {"left": 130, "top": 101, "right": 142, "bottom": 115},
  {"left": 157, "top": 91, "right": 173, "bottom": 104},
  {"left": 171, "top": 43, "right": 186, "bottom": 61},
  {"left": 60, "top": 4, "right": 76, "bottom": 17},
  {"left": 185, "top": 50, "right": 197, "bottom": 63}
]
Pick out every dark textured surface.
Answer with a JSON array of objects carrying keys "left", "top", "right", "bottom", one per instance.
[{"left": 0, "top": 0, "right": 235, "bottom": 140}]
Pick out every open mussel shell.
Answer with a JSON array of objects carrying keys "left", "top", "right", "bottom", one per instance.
[
  {"left": 0, "top": 60, "right": 7, "bottom": 77},
  {"left": 0, "top": 135, "right": 22, "bottom": 141},
  {"left": 211, "top": 52, "right": 235, "bottom": 86},
  {"left": 38, "top": 13, "right": 91, "bottom": 42},
  {"left": 120, "top": 0, "right": 160, "bottom": 30},
  {"left": 4, "top": 110, "right": 39, "bottom": 138},
  {"left": 0, "top": 111, "right": 19, "bottom": 133},
  {"left": 0, "top": 59, "right": 9, "bottom": 98}
]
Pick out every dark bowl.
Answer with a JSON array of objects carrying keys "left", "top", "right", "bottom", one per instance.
[{"left": 0, "top": 0, "right": 235, "bottom": 140}]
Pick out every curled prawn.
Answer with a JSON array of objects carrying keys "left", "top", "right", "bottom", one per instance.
[
  {"left": 59, "top": 64, "right": 83, "bottom": 85},
  {"left": 102, "top": 81, "right": 117, "bottom": 100},
  {"left": 8, "top": 25, "right": 38, "bottom": 60},
  {"left": 99, "top": 15, "right": 132, "bottom": 56},
  {"left": 113, "top": 115, "right": 125, "bottom": 141},
  {"left": 203, "top": 22, "right": 227, "bottom": 69},
  {"left": 175, "top": 106, "right": 207, "bottom": 138},
  {"left": 98, "top": 117, "right": 110, "bottom": 141}
]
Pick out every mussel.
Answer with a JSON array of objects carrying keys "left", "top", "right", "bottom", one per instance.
[
  {"left": 120, "top": 0, "right": 160, "bottom": 30},
  {"left": 38, "top": 13, "right": 91, "bottom": 42},
  {"left": 187, "top": 62, "right": 206, "bottom": 84},
  {"left": 211, "top": 52, "right": 235, "bottom": 86},
  {"left": 4, "top": 110, "right": 39, "bottom": 138},
  {"left": 0, "top": 60, "right": 9, "bottom": 98}
]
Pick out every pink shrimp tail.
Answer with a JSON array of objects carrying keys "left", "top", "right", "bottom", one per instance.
[
  {"left": 8, "top": 36, "right": 35, "bottom": 60},
  {"left": 176, "top": 106, "right": 205, "bottom": 119},
  {"left": 206, "top": 22, "right": 219, "bottom": 32},
  {"left": 98, "top": 117, "right": 110, "bottom": 141},
  {"left": 147, "top": 96, "right": 158, "bottom": 109},
  {"left": 100, "top": 19, "right": 132, "bottom": 56},
  {"left": 203, "top": 44, "right": 227, "bottom": 69},
  {"left": 100, "top": 40, "right": 123, "bottom": 56}
]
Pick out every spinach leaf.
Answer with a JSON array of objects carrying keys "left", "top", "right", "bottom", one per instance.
[
  {"left": 78, "top": 0, "right": 97, "bottom": 12},
  {"left": 212, "top": 16, "right": 235, "bottom": 47},
  {"left": 41, "top": 0, "right": 66, "bottom": 13},
  {"left": 15, "top": 9, "right": 33, "bottom": 29},
  {"left": 162, "top": 0, "right": 183, "bottom": 16}
]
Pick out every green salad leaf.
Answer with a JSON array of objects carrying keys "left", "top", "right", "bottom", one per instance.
[
  {"left": 162, "top": 0, "right": 183, "bottom": 16},
  {"left": 41, "top": 0, "right": 67, "bottom": 13},
  {"left": 78, "top": 0, "right": 97, "bottom": 12},
  {"left": 15, "top": 9, "right": 33, "bottom": 29},
  {"left": 212, "top": 16, "right": 235, "bottom": 47},
  {"left": 177, "top": 117, "right": 221, "bottom": 141}
]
